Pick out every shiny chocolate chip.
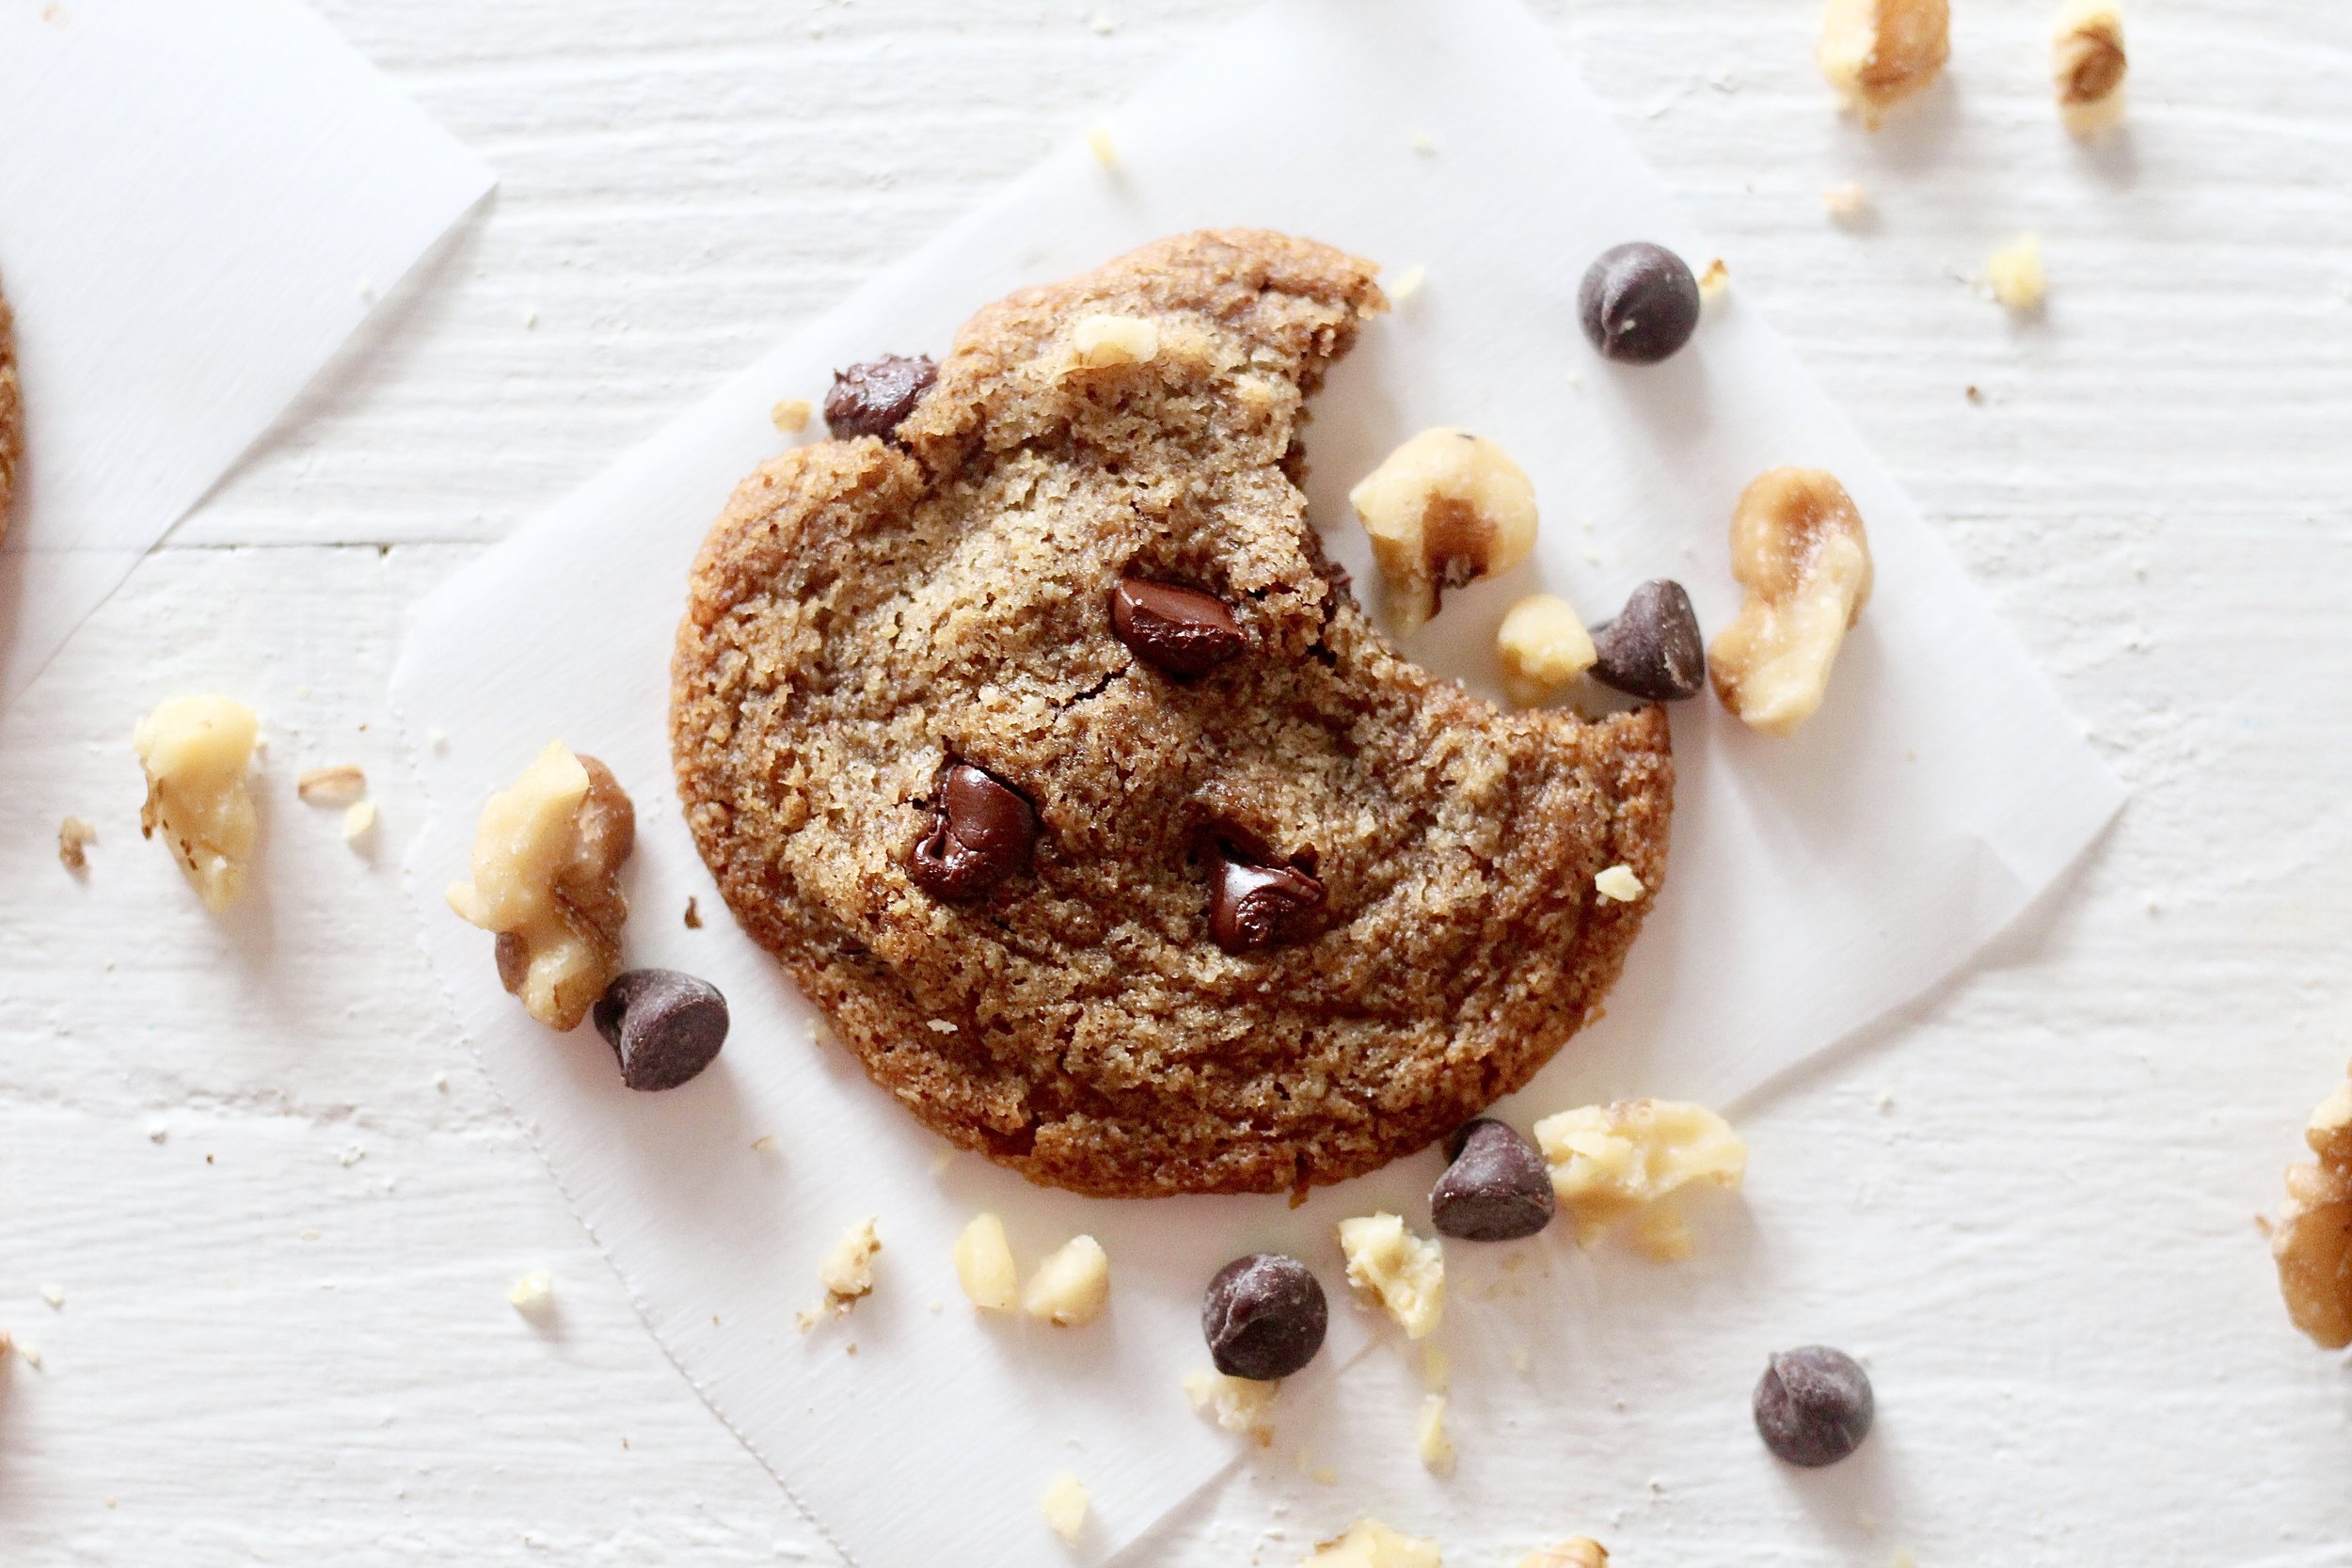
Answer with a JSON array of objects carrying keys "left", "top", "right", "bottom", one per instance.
[
  {"left": 823, "top": 354, "right": 937, "bottom": 441},
  {"left": 1578, "top": 242, "right": 1702, "bottom": 365},
  {"left": 1591, "top": 579, "right": 1706, "bottom": 701},
  {"left": 909, "top": 763, "right": 1038, "bottom": 901},
  {"left": 1209, "top": 856, "right": 1325, "bottom": 954},
  {"left": 592, "top": 969, "right": 729, "bottom": 1092},
  {"left": 1202, "top": 1253, "right": 1328, "bottom": 1382},
  {"left": 1110, "top": 578, "right": 1245, "bottom": 677},
  {"left": 1430, "top": 1118, "right": 1556, "bottom": 1242},
  {"left": 1753, "top": 1346, "right": 1875, "bottom": 1467}
]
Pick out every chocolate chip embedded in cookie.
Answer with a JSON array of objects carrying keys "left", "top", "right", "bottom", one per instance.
[
  {"left": 823, "top": 354, "right": 936, "bottom": 442},
  {"left": 0, "top": 279, "right": 21, "bottom": 542},
  {"left": 672, "top": 230, "right": 1674, "bottom": 1198}
]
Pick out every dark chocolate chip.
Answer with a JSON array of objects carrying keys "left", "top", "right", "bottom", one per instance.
[
  {"left": 823, "top": 354, "right": 937, "bottom": 441},
  {"left": 1201, "top": 1252, "right": 1328, "bottom": 1381},
  {"left": 1591, "top": 579, "right": 1707, "bottom": 701},
  {"left": 909, "top": 762, "right": 1038, "bottom": 901},
  {"left": 1430, "top": 1118, "right": 1556, "bottom": 1242},
  {"left": 1753, "top": 1346, "right": 1875, "bottom": 1467},
  {"left": 1209, "top": 856, "right": 1325, "bottom": 954},
  {"left": 1110, "top": 578, "right": 1246, "bottom": 677},
  {"left": 592, "top": 969, "right": 729, "bottom": 1092},
  {"left": 1578, "top": 243, "right": 1703, "bottom": 365}
]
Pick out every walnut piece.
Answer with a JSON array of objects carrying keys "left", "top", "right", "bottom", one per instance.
[
  {"left": 2052, "top": 0, "right": 2127, "bottom": 135},
  {"left": 1819, "top": 0, "right": 1950, "bottom": 128},
  {"left": 1337, "top": 1212, "right": 1444, "bottom": 1338},
  {"left": 1066, "top": 312, "right": 1160, "bottom": 372},
  {"left": 445, "top": 741, "right": 635, "bottom": 1031},
  {"left": 2274, "top": 1072, "right": 2352, "bottom": 1348},
  {"left": 1022, "top": 1234, "right": 1109, "bottom": 1325},
  {"left": 1497, "top": 593, "right": 1597, "bottom": 706},
  {"left": 507, "top": 1271, "right": 555, "bottom": 1317},
  {"left": 953, "top": 1212, "right": 1019, "bottom": 1312},
  {"left": 819, "top": 1217, "right": 882, "bottom": 1304},
  {"left": 57, "top": 816, "right": 96, "bottom": 875},
  {"left": 1349, "top": 428, "right": 1539, "bottom": 632},
  {"left": 1534, "top": 1100, "right": 1747, "bottom": 1256},
  {"left": 1184, "top": 1368, "right": 1281, "bottom": 1438},
  {"left": 1041, "top": 1471, "right": 1089, "bottom": 1544},
  {"left": 295, "top": 765, "right": 366, "bottom": 805},
  {"left": 1708, "top": 468, "right": 1874, "bottom": 736},
  {"left": 1302, "top": 1519, "right": 1442, "bottom": 1568},
  {"left": 1519, "top": 1541, "right": 1610, "bottom": 1568},
  {"left": 133, "top": 695, "right": 260, "bottom": 912},
  {"left": 1594, "top": 863, "right": 1645, "bottom": 903}
]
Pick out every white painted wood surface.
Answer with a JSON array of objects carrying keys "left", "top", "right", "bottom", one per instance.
[{"left": 3, "top": 2, "right": 2349, "bottom": 1562}]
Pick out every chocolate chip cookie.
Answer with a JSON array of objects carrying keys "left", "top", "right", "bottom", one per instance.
[
  {"left": 672, "top": 230, "right": 1673, "bottom": 1198},
  {"left": 0, "top": 279, "right": 21, "bottom": 540}
]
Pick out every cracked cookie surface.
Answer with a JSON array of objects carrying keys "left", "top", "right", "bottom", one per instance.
[
  {"left": 671, "top": 230, "right": 1673, "bottom": 1197},
  {"left": 0, "top": 280, "right": 20, "bottom": 542}
]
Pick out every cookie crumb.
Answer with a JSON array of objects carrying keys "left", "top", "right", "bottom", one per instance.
[
  {"left": 1337, "top": 1212, "right": 1444, "bottom": 1338},
  {"left": 684, "top": 896, "right": 703, "bottom": 929},
  {"left": 749, "top": 1134, "right": 777, "bottom": 1152},
  {"left": 57, "top": 816, "right": 97, "bottom": 874},
  {"left": 1415, "top": 1393, "right": 1455, "bottom": 1476},
  {"left": 507, "top": 1271, "right": 555, "bottom": 1317},
  {"left": 1087, "top": 127, "right": 1117, "bottom": 167},
  {"left": 1594, "top": 863, "right": 1645, "bottom": 903},
  {"left": 1987, "top": 234, "right": 2047, "bottom": 311},
  {"left": 2274, "top": 1065, "right": 2352, "bottom": 1346},
  {"left": 1041, "top": 1471, "right": 1089, "bottom": 1543},
  {"left": 770, "top": 398, "right": 812, "bottom": 435}
]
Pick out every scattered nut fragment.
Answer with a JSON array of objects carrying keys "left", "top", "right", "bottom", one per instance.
[
  {"left": 295, "top": 765, "right": 366, "bottom": 806},
  {"left": 1302, "top": 1518, "right": 1442, "bottom": 1568},
  {"left": 1987, "top": 233, "right": 2048, "bottom": 311},
  {"left": 342, "top": 799, "right": 378, "bottom": 846},
  {"left": 1496, "top": 594, "right": 1596, "bottom": 706},
  {"left": 1821, "top": 182, "right": 1872, "bottom": 222},
  {"left": 770, "top": 397, "right": 812, "bottom": 434},
  {"left": 1337, "top": 1212, "right": 1444, "bottom": 1338},
  {"left": 1415, "top": 1393, "right": 1455, "bottom": 1476},
  {"left": 800, "top": 1217, "right": 881, "bottom": 1329},
  {"left": 57, "top": 816, "right": 97, "bottom": 875},
  {"left": 1594, "top": 863, "right": 1645, "bottom": 903},
  {"left": 445, "top": 741, "right": 635, "bottom": 1031},
  {"left": 1087, "top": 126, "right": 1117, "bottom": 167},
  {"left": 1534, "top": 1099, "right": 1747, "bottom": 1255},
  {"left": 1066, "top": 312, "right": 1160, "bottom": 372},
  {"left": 2052, "top": 0, "right": 2127, "bottom": 135},
  {"left": 2274, "top": 1067, "right": 2352, "bottom": 1347},
  {"left": 507, "top": 1271, "right": 555, "bottom": 1317},
  {"left": 1040, "top": 1471, "right": 1089, "bottom": 1544},
  {"left": 133, "top": 695, "right": 260, "bottom": 912},
  {"left": 1519, "top": 1539, "right": 1609, "bottom": 1568},
  {"left": 1184, "top": 1368, "right": 1281, "bottom": 1438},
  {"left": 1023, "top": 1234, "right": 1110, "bottom": 1326},
  {"left": 1708, "top": 469, "right": 1873, "bottom": 736},
  {"left": 1818, "top": 0, "right": 1950, "bottom": 128},
  {"left": 953, "top": 1212, "right": 1019, "bottom": 1313},
  {"left": 1387, "top": 263, "right": 1427, "bottom": 304},
  {"left": 1697, "top": 258, "right": 1730, "bottom": 301},
  {"left": 1349, "top": 428, "right": 1539, "bottom": 631}
]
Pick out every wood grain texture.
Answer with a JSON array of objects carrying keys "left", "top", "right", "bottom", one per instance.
[{"left": 5, "top": 1, "right": 2351, "bottom": 1563}]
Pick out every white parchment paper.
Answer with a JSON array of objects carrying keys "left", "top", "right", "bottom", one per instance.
[
  {"left": 391, "top": 1, "right": 2124, "bottom": 1560},
  {"left": 0, "top": 0, "right": 493, "bottom": 706}
]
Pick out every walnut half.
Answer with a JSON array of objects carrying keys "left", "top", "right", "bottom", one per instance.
[
  {"left": 2274, "top": 1071, "right": 2352, "bottom": 1348},
  {"left": 1709, "top": 468, "right": 1873, "bottom": 736},
  {"left": 445, "top": 741, "right": 634, "bottom": 1031}
]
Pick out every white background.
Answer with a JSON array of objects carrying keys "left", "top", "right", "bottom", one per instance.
[{"left": 2, "top": 2, "right": 2348, "bottom": 1564}]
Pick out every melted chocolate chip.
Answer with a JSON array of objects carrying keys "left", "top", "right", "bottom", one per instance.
[
  {"left": 909, "top": 763, "right": 1037, "bottom": 901},
  {"left": 1753, "top": 1346, "right": 1875, "bottom": 1467},
  {"left": 823, "top": 354, "right": 937, "bottom": 441},
  {"left": 1430, "top": 1118, "right": 1556, "bottom": 1241},
  {"left": 1201, "top": 1253, "right": 1328, "bottom": 1381},
  {"left": 1579, "top": 243, "right": 1703, "bottom": 365},
  {"left": 1110, "top": 578, "right": 1246, "bottom": 676},
  {"left": 1591, "top": 579, "right": 1707, "bottom": 701},
  {"left": 592, "top": 969, "right": 729, "bottom": 1092},
  {"left": 1209, "top": 856, "right": 1325, "bottom": 954}
]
